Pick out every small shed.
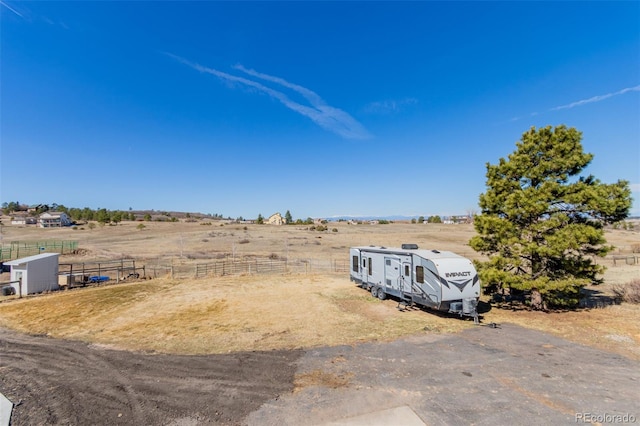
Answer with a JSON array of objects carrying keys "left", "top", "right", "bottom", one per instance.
[{"left": 4, "top": 253, "right": 60, "bottom": 296}]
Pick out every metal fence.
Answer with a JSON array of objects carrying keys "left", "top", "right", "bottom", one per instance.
[
  {"left": 0, "top": 241, "right": 78, "bottom": 261},
  {"left": 611, "top": 255, "right": 639, "bottom": 266},
  {"left": 58, "top": 259, "right": 142, "bottom": 286},
  {"left": 147, "top": 257, "right": 349, "bottom": 280}
]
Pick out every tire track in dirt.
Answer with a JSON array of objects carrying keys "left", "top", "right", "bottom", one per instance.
[
  {"left": 0, "top": 328, "right": 302, "bottom": 425},
  {"left": 1, "top": 332, "right": 146, "bottom": 424}
]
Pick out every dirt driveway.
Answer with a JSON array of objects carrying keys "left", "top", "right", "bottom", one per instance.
[{"left": 1, "top": 324, "right": 638, "bottom": 425}]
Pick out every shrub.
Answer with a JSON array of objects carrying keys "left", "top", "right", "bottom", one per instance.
[
  {"left": 611, "top": 279, "right": 640, "bottom": 304},
  {"left": 631, "top": 243, "right": 640, "bottom": 254},
  {"left": 332, "top": 228, "right": 338, "bottom": 232},
  {"left": 238, "top": 239, "right": 250, "bottom": 244}
]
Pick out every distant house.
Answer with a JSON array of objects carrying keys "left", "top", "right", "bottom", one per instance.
[
  {"left": 27, "top": 204, "right": 47, "bottom": 213},
  {"left": 11, "top": 215, "right": 37, "bottom": 226},
  {"left": 39, "top": 212, "right": 72, "bottom": 228},
  {"left": 266, "top": 212, "right": 286, "bottom": 225},
  {"left": 443, "top": 215, "right": 472, "bottom": 225},
  {"left": 451, "top": 215, "right": 471, "bottom": 224}
]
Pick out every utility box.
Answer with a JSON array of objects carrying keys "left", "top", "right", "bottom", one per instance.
[
  {"left": 4, "top": 253, "right": 60, "bottom": 296},
  {"left": 58, "top": 274, "right": 76, "bottom": 287}
]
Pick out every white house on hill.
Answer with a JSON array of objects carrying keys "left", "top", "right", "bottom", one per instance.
[
  {"left": 266, "top": 212, "right": 286, "bottom": 225},
  {"left": 39, "top": 212, "right": 72, "bottom": 228}
]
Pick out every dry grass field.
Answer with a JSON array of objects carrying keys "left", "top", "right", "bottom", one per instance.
[{"left": 1, "top": 218, "right": 639, "bottom": 359}]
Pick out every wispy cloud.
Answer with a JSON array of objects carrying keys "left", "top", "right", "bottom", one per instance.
[
  {"left": 364, "top": 98, "right": 418, "bottom": 114},
  {"left": 630, "top": 183, "right": 640, "bottom": 193},
  {"left": 510, "top": 85, "right": 640, "bottom": 122},
  {"left": 550, "top": 85, "right": 640, "bottom": 111},
  {"left": 166, "top": 54, "right": 371, "bottom": 140},
  {"left": 0, "top": 0, "right": 24, "bottom": 18}
]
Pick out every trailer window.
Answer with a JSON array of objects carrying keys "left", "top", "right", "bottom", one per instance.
[
  {"left": 416, "top": 266, "right": 424, "bottom": 283},
  {"left": 404, "top": 265, "right": 410, "bottom": 276},
  {"left": 352, "top": 256, "right": 359, "bottom": 272},
  {"left": 385, "top": 259, "right": 391, "bottom": 266},
  {"left": 368, "top": 257, "right": 372, "bottom": 275}
]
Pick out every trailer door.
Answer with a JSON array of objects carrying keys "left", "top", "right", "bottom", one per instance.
[
  {"left": 362, "top": 256, "right": 370, "bottom": 284},
  {"left": 401, "top": 262, "right": 412, "bottom": 293}
]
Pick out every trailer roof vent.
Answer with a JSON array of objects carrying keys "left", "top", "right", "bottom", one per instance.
[
  {"left": 431, "top": 249, "right": 440, "bottom": 254},
  {"left": 402, "top": 243, "right": 419, "bottom": 250}
]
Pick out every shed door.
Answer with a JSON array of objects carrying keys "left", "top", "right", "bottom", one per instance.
[{"left": 14, "top": 271, "right": 24, "bottom": 296}]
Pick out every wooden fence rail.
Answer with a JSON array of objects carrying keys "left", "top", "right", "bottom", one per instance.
[{"left": 148, "top": 258, "right": 350, "bottom": 280}]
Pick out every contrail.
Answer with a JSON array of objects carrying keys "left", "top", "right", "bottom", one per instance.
[
  {"left": 234, "top": 64, "right": 325, "bottom": 108},
  {"left": 0, "top": 0, "right": 24, "bottom": 17},
  {"left": 551, "top": 85, "right": 640, "bottom": 111},
  {"left": 166, "top": 54, "right": 371, "bottom": 140}
]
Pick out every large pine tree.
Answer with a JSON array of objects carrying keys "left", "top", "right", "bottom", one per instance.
[{"left": 470, "top": 125, "right": 631, "bottom": 309}]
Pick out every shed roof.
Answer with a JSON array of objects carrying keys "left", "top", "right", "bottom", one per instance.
[{"left": 4, "top": 253, "right": 60, "bottom": 265}]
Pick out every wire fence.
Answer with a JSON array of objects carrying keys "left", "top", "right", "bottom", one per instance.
[
  {"left": 0, "top": 241, "right": 78, "bottom": 261},
  {"left": 146, "top": 257, "right": 350, "bottom": 279}
]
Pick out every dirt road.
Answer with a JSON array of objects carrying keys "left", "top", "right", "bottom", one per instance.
[{"left": 1, "top": 324, "right": 639, "bottom": 425}]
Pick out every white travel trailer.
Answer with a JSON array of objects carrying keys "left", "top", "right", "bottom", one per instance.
[{"left": 350, "top": 244, "right": 480, "bottom": 321}]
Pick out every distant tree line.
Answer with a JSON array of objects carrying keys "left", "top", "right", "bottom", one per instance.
[
  {"left": 1, "top": 202, "right": 200, "bottom": 224},
  {"left": 252, "top": 210, "right": 317, "bottom": 225},
  {"left": 411, "top": 215, "right": 443, "bottom": 224}
]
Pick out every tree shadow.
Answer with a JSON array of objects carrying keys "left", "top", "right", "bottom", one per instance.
[
  {"left": 477, "top": 300, "right": 492, "bottom": 314},
  {"left": 579, "top": 288, "right": 621, "bottom": 309}
]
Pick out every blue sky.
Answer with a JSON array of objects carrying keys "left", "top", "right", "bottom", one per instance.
[{"left": 1, "top": 1, "right": 639, "bottom": 219}]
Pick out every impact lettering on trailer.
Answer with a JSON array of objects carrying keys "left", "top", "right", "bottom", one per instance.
[{"left": 445, "top": 271, "right": 472, "bottom": 278}]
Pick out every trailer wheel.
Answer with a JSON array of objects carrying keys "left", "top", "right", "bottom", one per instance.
[
  {"left": 370, "top": 286, "right": 378, "bottom": 298},
  {"left": 377, "top": 289, "right": 386, "bottom": 300}
]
